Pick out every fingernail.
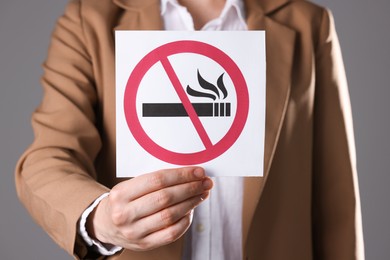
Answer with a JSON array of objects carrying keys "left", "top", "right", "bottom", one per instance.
[
  {"left": 202, "top": 178, "right": 213, "bottom": 190},
  {"left": 194, "top": 168, "right": 204, "bottom": 178}
]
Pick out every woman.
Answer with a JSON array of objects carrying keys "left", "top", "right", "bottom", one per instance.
[{"left": 15, "top": 0, "right": 364, "bottom": 259}]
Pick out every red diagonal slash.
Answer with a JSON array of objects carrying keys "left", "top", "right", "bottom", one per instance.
[{"left": 160, "top": 57, "right": 213, "bottom": 149}]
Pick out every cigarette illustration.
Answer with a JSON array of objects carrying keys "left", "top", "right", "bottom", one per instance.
[
  {"left": 143, "top": 102, "right": 231, "bottom": 117},
  {"left": 143, "top": 69, "right": 231, "bottom": 117}
]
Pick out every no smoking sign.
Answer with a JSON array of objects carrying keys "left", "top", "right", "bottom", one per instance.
[{"left": 116, "top": 31, "right": 265, "bottom": 177}]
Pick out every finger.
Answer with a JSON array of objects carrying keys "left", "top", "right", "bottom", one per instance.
[
  {"left": 128, "top": 178, "right": 213, "bottom": 220},
  {"left": 111, "top": 167, "right": 206, "bottom": 202},
  {"left": 130, "top": 212, "right": 194, "bottom": 251},
  {"left": 134, "top": 191, "right": 209, "bottom": 238}
]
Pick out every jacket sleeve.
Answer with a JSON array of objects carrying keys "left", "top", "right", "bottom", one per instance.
[
  {"left": 15, "top": 0, "right": 109, "bottom": 258},
  {"left": 312, "top": 8, "right": 364, "bottom": 259}
]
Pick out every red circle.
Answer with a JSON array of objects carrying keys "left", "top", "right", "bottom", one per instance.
[{"left": 124, "top": 40, "right": 249, "bottom": 165}]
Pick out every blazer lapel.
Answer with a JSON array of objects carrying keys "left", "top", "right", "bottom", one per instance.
[
  {"left": 113, "top": 0, "right": 164, "bottom": 30},
  {"left": 242, "top": 0, "right": 296, "bottom": 248}
]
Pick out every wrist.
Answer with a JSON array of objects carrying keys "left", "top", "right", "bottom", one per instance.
[
  {"left": 79, "top": 193, "right": 122, "bottom": 255},
  {"left": 86, "top": 193, "right": 111, "bottom": 245}
]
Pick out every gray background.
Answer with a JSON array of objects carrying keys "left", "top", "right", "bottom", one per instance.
[{"left": 0, "top": 0, "right": 388, "bottom": 259}]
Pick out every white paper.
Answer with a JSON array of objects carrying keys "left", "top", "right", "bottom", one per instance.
[{"left": 116, "top": 31, "right": 265, "bottom": 177}]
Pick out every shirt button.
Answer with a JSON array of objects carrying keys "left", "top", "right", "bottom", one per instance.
[{"left": 196, "top": 223, "right": 205, "bottom": 232}]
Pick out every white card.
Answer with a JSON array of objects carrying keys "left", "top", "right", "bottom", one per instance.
[{"left": 116, "top": 31, "right": 265, "bottom": 177}]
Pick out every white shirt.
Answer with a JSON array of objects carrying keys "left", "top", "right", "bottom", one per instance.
[{"left": 79, "top": 1, "right": 247, "bottom": 259}]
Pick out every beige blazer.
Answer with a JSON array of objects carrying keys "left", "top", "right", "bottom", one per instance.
[{"left": 15, "top": 0, "right": 364, "bottom": 259}]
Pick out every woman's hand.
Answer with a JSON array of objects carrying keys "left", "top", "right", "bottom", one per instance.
[{"left": 87, "top": 167, "right": 213, "bottom": 251}]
